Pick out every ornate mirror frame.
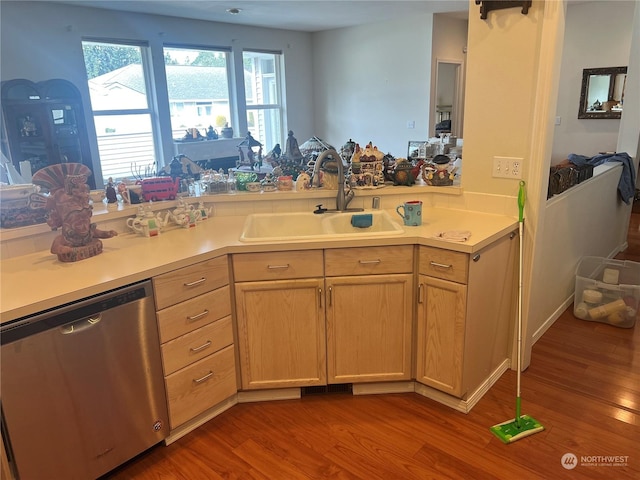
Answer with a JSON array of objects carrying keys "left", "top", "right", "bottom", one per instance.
[{"left": 578, "top": 66, "right": 627, "bottom": 119}]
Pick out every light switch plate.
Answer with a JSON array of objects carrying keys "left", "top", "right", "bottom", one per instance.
[{"left": 492, "top": 156, "right": 523, "bottom": 179}]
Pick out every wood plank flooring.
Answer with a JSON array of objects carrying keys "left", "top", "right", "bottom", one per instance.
[{"left": 106, "top": 213, "right": 640, "bottom": 480}]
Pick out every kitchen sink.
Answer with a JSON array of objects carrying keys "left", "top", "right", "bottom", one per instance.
[{"left": 239, "top": 210, "right": 404, "bottom": 242}]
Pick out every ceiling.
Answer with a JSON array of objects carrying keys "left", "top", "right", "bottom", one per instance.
[{"left": 56, "top": 1, "right": 470, "bottom": 32}]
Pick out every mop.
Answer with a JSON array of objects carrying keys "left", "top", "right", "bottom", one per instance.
[{"left": 490, "top": 180, "right": 544, "bottom": 443}]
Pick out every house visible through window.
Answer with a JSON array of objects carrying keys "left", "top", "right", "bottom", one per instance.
[
  {"left": 163, "top": 46, "right": 232, "bottom": 139},
  {"left": 82, "top": 40, "right": 158, "bottom": 184},
  {"left": 243, "top": 50, "right": 284, "bottom": 153}
]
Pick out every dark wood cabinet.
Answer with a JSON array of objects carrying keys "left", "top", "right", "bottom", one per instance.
[{"left": 1, "top": 79, "right": 95, "bottom": 188}]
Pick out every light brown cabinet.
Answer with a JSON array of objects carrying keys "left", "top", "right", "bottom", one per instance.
[
  {"left": 153, "top": 255, "right": 237, "bottom": 430},
  {"left": 325, "top": 246, "right": 414, "bottom": 383},
  {"left": 233, "top": 250, "right": 327, "bottom": 390},
  {"left": 415, "top": 233, "right": 517, "bottom": 399}
]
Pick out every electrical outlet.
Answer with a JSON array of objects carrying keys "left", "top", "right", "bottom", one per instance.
[{"left": 492, "top": 156, "right": 523, "bottom": 179}]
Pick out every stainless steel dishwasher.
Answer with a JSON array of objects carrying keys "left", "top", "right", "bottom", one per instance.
[{"left": 1, "top": 280, "right": 169, "bottom": 480}]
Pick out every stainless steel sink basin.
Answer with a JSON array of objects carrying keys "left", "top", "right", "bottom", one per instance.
[{"left": 239, "top": 210, "right": 404, "bottom": 242}]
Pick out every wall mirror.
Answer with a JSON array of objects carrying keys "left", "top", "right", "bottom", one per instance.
[
  {"left": 578, "top": 66, "right": 627, "bottom": 119},
  {"left": 433, "top": 59, "right": 464, "bottom": 137}
]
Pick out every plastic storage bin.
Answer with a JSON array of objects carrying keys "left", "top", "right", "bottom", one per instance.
[{"left": 573, "top": 257, "right": 639, "bottom": 328}]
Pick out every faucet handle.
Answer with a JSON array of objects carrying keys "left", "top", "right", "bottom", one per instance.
[{"left": 313, "top": 204, "right": 328, "bottom": 214}]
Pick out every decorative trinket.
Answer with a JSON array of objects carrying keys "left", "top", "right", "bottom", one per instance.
[{"left": 31, "top": 163, "right": 117, "bottom": 262}]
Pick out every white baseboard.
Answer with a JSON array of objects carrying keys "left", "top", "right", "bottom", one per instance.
[
  {"left": 532, "top": 295, "right": 573, "bottom": 344},
  {"left": 414, "top": 359, "right": 511, "bottom": 413}
]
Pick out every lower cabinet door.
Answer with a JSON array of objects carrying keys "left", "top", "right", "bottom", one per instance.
[
  {"left": 326, "top": 274, "right": 413, "bottom": 383},
  {"left": 235, "top": 278, "right": 326, "bottom": 389},
  {"left": 415, "top": 275, "right": 467, "bottom": 397}
]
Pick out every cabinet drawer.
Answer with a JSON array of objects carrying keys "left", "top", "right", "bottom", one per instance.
[
  {"left": 418, "top": 246, "right": 468, "bottom": 284},
  {"left": 165, "top": 345, "right": 237, "bottom": 429},
  {"left": 325, "top": 246, "right": 413, "bottom": 276},
  {"left": 232, "top": 250, "right": 323, "bottom": 282},
  {"left": 157, "top": 286, "right": 231, "bottom": 343},
  {"left": 153, "top": 255, "right": 229, "bottom": 310},
  {"left": 161, "top": 316, "right": 234, "bottom": 375}
]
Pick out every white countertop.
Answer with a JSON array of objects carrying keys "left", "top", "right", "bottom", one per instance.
[{"left": 0, "top": 207, "right": 517, "bottom": 323}]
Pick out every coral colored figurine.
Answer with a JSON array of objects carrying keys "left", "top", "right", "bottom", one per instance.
[{"left": 32, "top": 163, "right": 117, "bottom": 262}]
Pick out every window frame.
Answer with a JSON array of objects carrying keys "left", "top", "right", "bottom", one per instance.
[
  {"left": 243, "top": 49, "right": 286, "bottom": 153},
  {"left": 82, "top": 38, "right": 161, "bottom": 186}
]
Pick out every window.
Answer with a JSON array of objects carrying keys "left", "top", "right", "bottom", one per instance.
[
  {"left": 82, "top": 40, "right": 158, "bottom": 184},
  {"left": 243, "top": 50, "right": 284, "bottom": 152},
  {"left": 163, "top": 46, "right": 232, "bottom": 138},
  {"left": 80, "top": 42, "right": 286, "bottom": 183}
]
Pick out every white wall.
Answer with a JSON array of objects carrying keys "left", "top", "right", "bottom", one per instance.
[
  {"left": 311, "top": 15, "right": 436, "bottom": 157},
  {"left": 530, "top": 164, "right": 629, "bottom": 344},
  {"left": 551, "top": 1, "right": 635, "bottom": 163}
]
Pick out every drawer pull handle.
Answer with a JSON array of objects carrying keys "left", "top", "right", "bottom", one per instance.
[
  {"left": 190, "top": 340, "right": 212, "bottom": 353},
  {"left": 193, "top": 371, "right": 214, "bottom": 384},
  {"left": 184, "top": 277, "right": 206, "bottom": 287},
  {"left": 358, "top": 259, "right": 381, "bottom": 265},
  {"left": 430, "top": 261, "right": 452, "bottom": 269},
  {"left": 267, "top": 264, "right": 290, "bottom": 270},
  {"left": 187, "top": 310, "right": 209, "bottom": 321}
]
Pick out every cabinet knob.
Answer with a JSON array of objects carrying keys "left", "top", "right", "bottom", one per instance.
[{"left": 472, "top": 254, "right": 481, "bottom": 262}]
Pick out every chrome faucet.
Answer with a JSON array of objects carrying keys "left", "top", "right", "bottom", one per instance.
[{"left": 314, "top": 149, "right": 360, "bottom": 212}]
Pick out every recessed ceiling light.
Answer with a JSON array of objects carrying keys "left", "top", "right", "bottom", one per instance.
[{"left": 226, "top": 8, "right": 242, "bottom": 15}]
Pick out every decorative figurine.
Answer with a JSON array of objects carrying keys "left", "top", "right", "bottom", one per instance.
[
  {"left": 206, "top": 125, "right": 218, "bottom": 140},
  {"left": 21, "top": 115, "right": 38, "bottom": 137},
  {"left": 295, "top": 172, "right": 311, "bottom": 190},
  {"left": 424, "top": 154, "right": 455, "bottom": 186},
  {"left": 105, "top": 177, "right": 118, "bottom": 204},
  {"left": 236, "top": 132, "right": 263, "bottom": 170},
  {"left": 31, "top": 163, "right": 117, "bottom": 262},
  {"left": 221, "top": 123, "right": 233, "bottom": 138},
  {"left": 127, "top": 209, "right": 169, "bottom": 237},
  {"left": 284, "top": 130, "right": 303, "bottom": 162},
  {"left": 117, "top": 181, "right": 130, "bottom": 204}
]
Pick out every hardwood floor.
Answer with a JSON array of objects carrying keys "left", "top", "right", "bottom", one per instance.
[
  {"left": 107, "top": 214, "right": 640, "bottom": 480},
  {"left": 616, "top": 210, "right": 640, "bottom": 262}
]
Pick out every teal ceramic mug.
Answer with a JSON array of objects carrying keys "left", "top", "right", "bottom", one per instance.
[{"left": 396, "top": 200, "right": 423, "bottom": 226}]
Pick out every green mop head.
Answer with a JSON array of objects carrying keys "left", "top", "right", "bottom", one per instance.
[{"left": 490, "top": 414, "right": 544, "bottom": 444}]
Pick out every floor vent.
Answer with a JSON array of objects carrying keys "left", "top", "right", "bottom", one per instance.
[{"left": 302, "top": 384, "right": 353, "bottom": 396}]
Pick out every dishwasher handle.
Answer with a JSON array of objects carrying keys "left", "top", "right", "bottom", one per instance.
[{"left": 60, "top": 314, "right": 102, "bottom": 335}]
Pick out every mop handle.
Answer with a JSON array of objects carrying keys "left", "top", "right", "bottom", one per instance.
[
  {"left": 518, "top": 180, "right": 526, "bottom": 223},
  {"left": 516, "top": 181, "right": 526, "bottom": 422}
]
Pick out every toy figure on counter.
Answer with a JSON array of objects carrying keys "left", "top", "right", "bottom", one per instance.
[
  {"left": 206, "top": 125, "right": 218, "bottom": 139},
  {"left": 31, "top": 163, "right": 117, "bottom": 262},
  {"left": 105, "top": 177, "right": 118, "bottom": 204},
  {"left": 117, "top": 182, "right": 130, "bottom": 204},
  {"left": 424, "top": 154, "right": 456, "bottom": 186}
]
